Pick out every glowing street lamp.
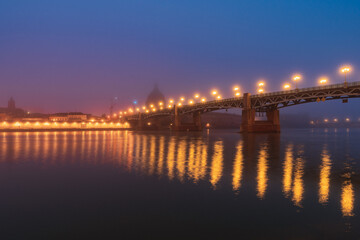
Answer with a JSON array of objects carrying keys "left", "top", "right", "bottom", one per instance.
[
  {"left": 257, "top": 81, "right": 265, "bottom": 93},
  {"left": 217, "top": 95, "right": 221, "bottom": 100},
  {"left": 283, "top": 83, "right": 291, "bottom": 89},
  {"left": 233, "top": 86, "right": 239, "bottom": 91},
  {"left": 180, "top": 97, "right": 185, "bottom": 102},
  {"left": 178, "top": 102, "right": 182, "bottom": 107},
  {"left": 340, "top": 66, "right": 351, "bottom": 85},
  {"left": 212, "top": 90, "right": 217, "bottom": 96},
  {"left": 189, "top": 100, "right": 194, "bottom": 105},
  {"left": 235, "top": 92, "right": 241, "bottom": 97},
  {"left": 293, "top": 75, "right": 301, "bottom": 89},
  {"left": 201, "top": 98, "right": 206, "bottom": 102},
  {"left": 169, "top": 99, "right": 174, "bottom": 104},
  {"left": 194, "top": 94, "right": 200, "bottom": 99},
  {"left": 319, "top": 78, "right": 327, "bottom": 84},
  {"left": 159, "top": 102, "right": 163, "bottom": 106}
]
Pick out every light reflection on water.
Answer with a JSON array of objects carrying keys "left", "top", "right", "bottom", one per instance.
[{"left": 0, "top": 129, "right": 359, "bottom": 237}]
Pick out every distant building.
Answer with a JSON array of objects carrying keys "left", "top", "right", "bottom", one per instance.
[
  {"left": 49, "top": 112, "right": 88, "bottom": 122},
  {"left": 0, "top": 97, "right": 25, "bottom": 119},
  {"left": 8, "top": 97, "right": 15, "bottom": 110},
  {"left": 146, "top": 84, "right": 166, "bottom": 107}
]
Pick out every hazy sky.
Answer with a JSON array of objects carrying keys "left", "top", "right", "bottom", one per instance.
[{"left": 0, "top": 0, "right": 359, "bottom": 117}]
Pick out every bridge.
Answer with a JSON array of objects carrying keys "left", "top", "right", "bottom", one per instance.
[{"left": 124, "top": 81, "right": 360, "bottom": 132}]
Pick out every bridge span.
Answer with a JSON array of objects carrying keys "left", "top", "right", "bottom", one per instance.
[{"left": 125, "top": 81, "right": 360, "bottom": 132}]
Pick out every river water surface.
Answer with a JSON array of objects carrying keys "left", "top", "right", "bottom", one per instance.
[{"left": 0, "top": 129, "right": 359, "bottom": 239}]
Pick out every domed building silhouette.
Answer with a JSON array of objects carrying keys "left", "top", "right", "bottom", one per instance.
[{"left": 146, "top": 84, "right": 165, "bottom": 107}]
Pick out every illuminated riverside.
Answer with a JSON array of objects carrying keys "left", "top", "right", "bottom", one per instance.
[
  {"left": 0, "top": 128, "right": 358, "bottom": 239},
  {"left": 0, "top": 120, "right": 130, "bottom": 131}
]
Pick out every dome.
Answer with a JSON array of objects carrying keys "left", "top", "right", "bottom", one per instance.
[{"left": 146, "top": 84, "right": 166, "bottom": 107}]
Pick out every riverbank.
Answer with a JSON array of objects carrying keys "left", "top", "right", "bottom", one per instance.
[{"left": 0, "top": 128, "right": 132, "bottom": 132}]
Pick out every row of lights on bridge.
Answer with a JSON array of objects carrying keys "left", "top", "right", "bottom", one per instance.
[
  {"left": 310, "top": 117, "right": 360, "bottom": 125},
  {"left": 115, "top": 65, "right": 352, "bottom": 118}
]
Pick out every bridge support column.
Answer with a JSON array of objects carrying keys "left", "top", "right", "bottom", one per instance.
[
  {"left": 136, "top": 113, "right": 144, "bottom": 130},
  {"left": 240, "top": 93, "right": 280, "bottom": 133},
  {"left": 193, "top": 111, "right": 202, "bottom": 131},
  {"left": 172, "top": 106, "right": 202, "bottom": 131}
]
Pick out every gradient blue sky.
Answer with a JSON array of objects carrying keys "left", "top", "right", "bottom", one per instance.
[{"left": 0, "top": 0, "right": 359, "bottom": 117}]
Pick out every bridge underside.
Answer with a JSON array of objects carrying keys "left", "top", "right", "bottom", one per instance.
[
  {"left": 172, "top": 107, "right": 202, "bottom": 131},
  {"left": 240, "top": 93, "right": 280, "bottom": 133},
  {"left": 240, "top": 109, "right": 280, "bottom": 133}
]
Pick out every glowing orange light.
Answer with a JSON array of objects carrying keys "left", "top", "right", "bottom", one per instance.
[
  {"left": 189, "top": 100, "right": 194, "bottom": 104},
  {"left": 201, "top": 98, "right": 206, "bottom": 102},
  {"left": 293, "top": 75, "right": 301, "bottom": 81},
  {"left": 258, "top": 82, "right": 265, "bottom": 87},
  {"left": 169, "top": 99, "right": 174, "bottom": 104},
  {"left": 341, "top": 67, "right": 350, "bottom": 73},
  {"left": 180, "top": 97, "right": 185, "bottom": 101},
  {"left": 178, "top": 102, "right": 182, "bottom": 106},
  {"left": 233, "top": 86, "right": 239, "bottom": 91},
  {"left": 194, "top": 94, "right": 200, "bottom": 98},
  {"left": 212, "top": 90, "right": 217, "bottom": 95},
  {"left": 217, "top": 95, "right": 221, "bottom": 99},
  {"left": 235, "top": 92, "right": 241, "bottom": 96},
  {"left": 258, "top": 89, "right": 264, "bottom": 93},
  {"left": 159, "top": 102, "right": 163, "bottom": 106},
  {"left": 319, "top": 79, "right": 327, "bottom": 84},
  {"left": 283, "top": 84, "right": 290, "bottom": 89}
]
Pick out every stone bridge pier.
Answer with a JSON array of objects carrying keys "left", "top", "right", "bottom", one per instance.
[
  {"left": 172, "top": 105, "right": 202, "bottom": 131},
  {"left": 240, "top": 93, "right": 280, "bottom": 133}
]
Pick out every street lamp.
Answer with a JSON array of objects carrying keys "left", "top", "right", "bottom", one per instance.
[
  {"left": 233, "top": 86, "right": 240, "bottom": 97},
  {"left": 293, "top": 75, "right": 301, "bottom": 89},
  {"left": 341, "top": 66, "right": 351, "bottom": 86},
  {"left": 283, "top": 83, "right": 290, "bottom": 89},
  {"left": 258, "top": 81, "right": 265, "bottom": 93},
  {"left": 319, "top": 78, "right": 327, "bottom": 85}
]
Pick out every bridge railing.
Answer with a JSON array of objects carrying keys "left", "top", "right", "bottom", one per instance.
[{"left": 251, "top": 81, "right": 360, "bottom": 98}]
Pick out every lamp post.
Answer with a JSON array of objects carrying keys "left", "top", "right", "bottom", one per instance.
[
  {"left": 293, "top": 75, "right": 301, "bottom": 89},
  {"left": 258, "top": 82, "right": 265, "bottom": 94},
  {"left": 341, "top": 67, "right": 350, "bottom": 87}
]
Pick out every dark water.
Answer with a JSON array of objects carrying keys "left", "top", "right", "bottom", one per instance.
[{"left": 0, "top": 129, "right": 359, "bottom": 239}]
